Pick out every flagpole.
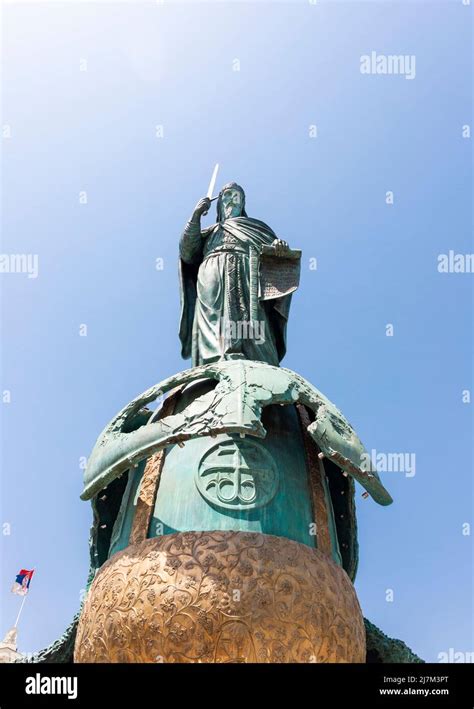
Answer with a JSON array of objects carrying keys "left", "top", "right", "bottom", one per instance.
[{"left": 13, "top": 594, "right": 27, "bottom": 628}]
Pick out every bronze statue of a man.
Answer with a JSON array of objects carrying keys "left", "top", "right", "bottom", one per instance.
[{"left": 179, "top": 182, "right": 299, "bottom": 366}]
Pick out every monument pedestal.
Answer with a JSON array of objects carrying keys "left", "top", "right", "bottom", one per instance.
[
  {"left": 73, "top": 359, "right": 392, "bottom": 664},
  {"left": 74, "top": 531, "right": 365, "bottom": 663}
]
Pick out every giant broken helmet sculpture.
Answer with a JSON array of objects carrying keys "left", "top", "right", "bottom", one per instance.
[{"left": 23, "top": 181, "right": 423, "bottom": 664}]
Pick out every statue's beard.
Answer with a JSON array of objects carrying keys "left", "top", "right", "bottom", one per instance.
[{"left": 224, "top": 204, "right": 242, "bottom": 219}]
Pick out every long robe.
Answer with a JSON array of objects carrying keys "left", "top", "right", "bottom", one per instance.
[{"left": 179, "top": 216, "right": 292, "bottom": 366}]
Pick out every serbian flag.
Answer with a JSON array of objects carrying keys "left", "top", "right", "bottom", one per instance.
[{"left": 11, "top": 569, "right": 34, "bottom": 596}]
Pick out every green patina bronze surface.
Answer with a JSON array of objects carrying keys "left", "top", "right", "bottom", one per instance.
[
  {"left": 179, "top": 183, "right": 297, "bottom": 366},
  {"left": 81, "top": 359, "right": 392, "bottom": 506},
  {"left": 107, "top": 383, "right": 340, "bottom": 561}
]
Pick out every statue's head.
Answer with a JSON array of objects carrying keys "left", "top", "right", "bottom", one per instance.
[{"left": 217, "top": 182, "right": 247, "bottom": 221}]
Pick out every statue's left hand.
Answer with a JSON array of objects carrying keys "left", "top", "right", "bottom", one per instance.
[{"left": 272, "top": 238, "right": 289, "bottom": 255}]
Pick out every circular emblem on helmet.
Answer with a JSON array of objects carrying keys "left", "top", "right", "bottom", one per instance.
[{"left": 196, "top": 438, "right": 279, "bottom": 511}]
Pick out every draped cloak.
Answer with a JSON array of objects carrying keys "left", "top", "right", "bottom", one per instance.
[{"left": 179, "top": 216, "right": 293, "bottom": 366}]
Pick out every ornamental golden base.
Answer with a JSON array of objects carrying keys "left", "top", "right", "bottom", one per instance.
[{"left": 74, "top": 531, "right": 366, "bottom": 663}]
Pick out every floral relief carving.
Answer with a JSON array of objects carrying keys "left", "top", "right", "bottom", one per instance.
[{"left": 74, "top": 531, "right": 365, "bottom": 663}]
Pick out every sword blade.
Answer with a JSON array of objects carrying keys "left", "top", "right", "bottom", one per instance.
[{"left": 206, "top": 163, "right": 219, "bottom": 199}]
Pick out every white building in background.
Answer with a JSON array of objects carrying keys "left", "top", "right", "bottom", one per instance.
[{"left": 0, "top": 627, "right": 23, "bottom": 663}]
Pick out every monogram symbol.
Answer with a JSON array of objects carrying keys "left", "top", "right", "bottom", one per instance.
[{"left": 196, "top": 439, "right": 279, "bottom": 511}]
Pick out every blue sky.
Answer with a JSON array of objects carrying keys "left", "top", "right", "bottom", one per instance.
[{"left": 1, "top": 1, "right": 472, "bottom": 662}]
